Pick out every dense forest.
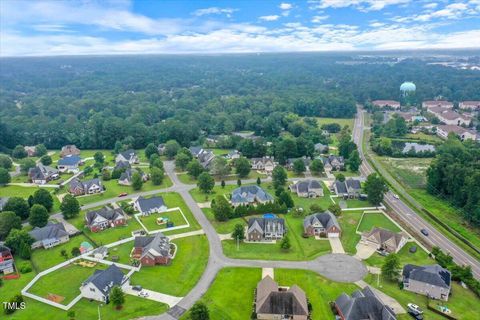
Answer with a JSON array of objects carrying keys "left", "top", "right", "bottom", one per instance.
[{"left": 1, "top": 53, "right": 480, "bottom": 151}]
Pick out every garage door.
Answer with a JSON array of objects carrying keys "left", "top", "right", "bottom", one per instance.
[{"left": 328, "top": 232, "right": 340, "bottom": 238}]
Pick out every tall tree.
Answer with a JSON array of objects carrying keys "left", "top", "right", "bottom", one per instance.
[
  {"left": 164, "top": 140, "right": 181, "bottom": 159},
  {"left": 292, "top": 159, "right": 306, "bottom": 175},
  {"left": 94, "top": 151, "right": 104, "bottom": 164},
  {"left": 12, "top": 145, "right": 27, "bottom": 159},
  {"left": 310, "top": 159, "right": 324, "bottom": 175},
  {"left": 110, "top": 286, "right": 125, "bottom": 310},
  {"left": 211, "top": 157, "right": 230, "bottom": 178},
  {"left": 32, "top": 189, "right": 54, "bottom": 212},
  {"left": 234, "top": 157, "right": 251, "bottom": 178},
  {"left": 131, "top": 171, "right": 143, "bottom": 190},
  {"left": 187, "top": 159, "right": 204, "bottom": 178},
  {"left": 35, "top": 144, "right": 48, "bottom": 157},
  {"left": 5, "top": 229, "right": 34, "bottom": 253},
  {"left": 40, "top": 155, "right": 52, "bottom": 165},
  {"left": 144, "top": 143, "right": 158, "bottom": 160},
  {"left": 0, "top": 211, "right": 22, "bottom": 240},
  {"left": 197, "top": 172, "right": 215, "bottom": 194},
  {"left": 29, "top": 204, "right": 49, "bottom": 228},
  {"left": 232, "top": 223, "right": 245, "bottom": 241},
  {"left": 382, "top": 253, "right": 401, "bottom": 281},
  {"left": 272, "top": 166, "right": 287, "bottom": 190},
  {"left": 347, "top": 150, "right": 361, "bottom": 172},
  {"left": 190, "top": 302, "right": 210, "bottom": 320},
  {"left": 212, "top": 196, "right": 233, "bottom": 221},
  {"left": 4, "top": 197, "right": 30, "bottom": 220},
  {"left": 0, "top": 168, "right": 11, "bottom": 185},
  {"left": 150, "top": 167, "right": 164, "bottom": 185},
  {"left": 0, "top": 155, "right": 13, "bottom": 170},
  {"left": 60, "top": 194, "right": 80, "bottom": 219},
  {"left": 364, "top": 173, "right": 388, "bottom": 206}
]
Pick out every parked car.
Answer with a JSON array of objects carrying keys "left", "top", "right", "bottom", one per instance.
[
  {"left": 132, "top": 285, "right": 142, "bottom": 292},
  {"left": 408, "top": 310, "right": 424, "bottom": 320},
  {"left": 138, "top": 291, "right": 149, "bottom": 297},
  {"left": 407, "top": 303, "right": 423, "bottom": 314},
  {"left": 393, "top": 194, "right": 400, "bottom": 199},
  {"left": 420, "top": 228, "right": 429, "bottom": 236},
  {"left": 119, "top": 192, "right": 128, "bottom": 197}
]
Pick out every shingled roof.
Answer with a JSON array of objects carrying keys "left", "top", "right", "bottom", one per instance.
[
  {"left": 403, "top": 264, "right": 451, "bottom": 289},
  {"left": 231, "top": 185, "right": 273, "bottom": 205},
  {"left": 335, "top": 286, "right": 396, "bottom": 320},
  {"left": 29, "top": 222, "right": 68, "bottom": 242},
  {"left": 134, "top": 232, "right": 171, "bottom": 260},
  {"left": 83, "top": 264, "right": 126, "bottom": 296},
  {"left": 303, "top": 211, "right": 340, "bottom": 231},
  {"left": 256, "top": 276, "right": 308, "bottom": 317}
]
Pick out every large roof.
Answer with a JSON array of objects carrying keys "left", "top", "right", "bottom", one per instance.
[
  {"left": 403, "top": 264, "right": 451, "bottom": 289},
  {"left": 335, "top": 286, "right": 396, "bottom": 320},
  {"left": 256, "top": 276, "right": 308, "bottom": 316},
  {"left": 134, "top": 196, "right": 166, "bottom": 212},
  {"left": 134, "top": 232, "right": 171, "bottom": 259},
  {"left": 58, "top": 155, "right": 81, "bottom": 166},
  {"left": 303, "top": 211, "right": 340, "bottom": 231},
  {"left": 29, "top": 222, "right": 68, "bottom": 242},
  {"left": 231, "top": 185, "right": 273, "bottom": 204},
  {"left": 83, "top": 264, "right": 126, "bottom": 296}
]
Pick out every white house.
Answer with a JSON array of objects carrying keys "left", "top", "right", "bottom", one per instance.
[
  {"left": 251, "top": 156, "right": 276, "bottom": 174},
  {"left": 80, "top": 264, "right": 129, "bottom": 303},
  {"left": 133, "top": 196, "right": 168, "bottom": 216},
  {"left": 57, "top": 155, "right": 82, "bottom": 173},
  {"left": 459, "top": 101, "right": 480, "bottom": 111},
  {"left": 422, "top": 100, "right": 453, "bottom": 109},
  {"left": 436, "top": 125, "right": 478, "bottom": 141},
  {"left": 115, "top": 149, "right": 139, "bottom": 165}
]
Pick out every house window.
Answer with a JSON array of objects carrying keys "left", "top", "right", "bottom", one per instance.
[{"left": 90, "top": 288, "right": 96, "bottom": 292}]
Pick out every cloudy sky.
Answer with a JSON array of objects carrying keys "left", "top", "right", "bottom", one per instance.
[{"left": 1, "top": 0, "right": 480, "bottom": 56}]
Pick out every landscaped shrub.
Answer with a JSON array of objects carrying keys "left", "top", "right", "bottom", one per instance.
[{"left": 19, "top": 263, "right": 32, "bottom": 274}]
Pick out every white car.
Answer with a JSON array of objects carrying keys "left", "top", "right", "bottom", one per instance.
[
  {"left": 407, "top": 303, "right": 423, "bottom": 314},
  {"left": 138, "top": 291, "right": 149, "bottom": 298},
  {"left": 393, "top": 194, "right": 400, "bottom": 199}
]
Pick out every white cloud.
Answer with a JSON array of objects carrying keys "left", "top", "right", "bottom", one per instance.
[
  {"left": 423, "top": 3, "right": 438, "bottom": 9},
  {"left": 308, "top": 0, "right": 411, "bottom": 11},
  {"left": 192, "top": 7, "right": 237, "bottom": 17},
  {"left": 259, "top": 15, "right": 280, "bottom": 21},
  {"left": 279, "top": 3, "right": 293, "bottom": 10},
  {"left": 311, "top": 15, "right": 329, "bottom": 23}
]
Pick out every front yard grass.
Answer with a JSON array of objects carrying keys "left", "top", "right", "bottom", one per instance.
[
  {"left": 222, "top": 213, "right": 331, "bottom": 261},
  {"left": 130, "top": 234, "right": 209, "bottom": 296},
  {"left": 138, "top": 209, "right": 187, "bottom": 232},
  {"left": 81, "top": 217, "right": 143, "bottom": 246},
  {"left": 0, "top": 185, "right": 61, "bottom": 212},
  {"left": 202, "top": 208, "right": 246, "bottom": 234},
  {"left": 365, "top": 273, "right": 480, "bottom": 320},
  {"left": 357, "top": 211, "right": 401, "bottom": 233},
  {"left": 182, "top": 267, "right": 359, "bottom": 320},
  {"left": 31, "top": 234, "right": 94, "bottom": 271},
  {"left": 106, "top": 240, "right": 135, "bottom": 264},
  {"left": 337, "top": 210, "right": 363, "bottom": 254},
  {"left": 28, "top": 263, "right": 108, "bottom": 305},
  {"left": 365, "top": 242, "right": 432, "bottom": 268},
  {"left": 159, "top": 192, "right": 201, "bottom": 236}
]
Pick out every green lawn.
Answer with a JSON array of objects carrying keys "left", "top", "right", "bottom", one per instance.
[
  {"left": 28, "top": 263, "right": 108, "bottom": 304},
  {"left": 0, "top": 185, "right": 61, "bottom": 212},
  {"left": 178, "top": 170, "right": 266, "bottom": 184},
  {"left": 337, "top": 210, "right": 363, "bottom": 254},
  {"left": 357, "top": 212, "right": 401, "bottom": 233},
  {"left": 77, "top": 174, "right": 172, "bottom": 205},
  {"left": 182, "top": 267, "right": 358, "bottom": 320},
  {"left": 130, "top": 235, "right": 209, "bottom": 296},
  {"left": 365, "top": 242, "right": 432, "bottom": 268},
  {"left": 289, "top": 184, "right": 333, "bottom": 211},
  {"left": 335, "top": 197, "right": 370, "bottom": 209},
  {"left": 365, "top": 274, "right": 480, "bottom": 320},
  {"left": 202, "top": 208, "right": 246, "bottom": 234},
  {"left": 377, "top": 157, "right": 432, "bottom": 189},
  {"left": 81, "top": 217, "right": 142, "bottom": 246},
  {"left": 315, "top": 117, "right": 355, "bottom": 131},
  {"left": 222, "top": 214, "right": 331, "bottom": 261},
  {"left": 106, "top": 240, "right": 135, "bottom": 265},
  {"left": 189, "top": 183, "right": 243, "bottom": 203},
  {"left": 138, "top": 209, "right": 187, "bottom": 232},
  {"left": 31, "top": 234, "right": 94, "bottom": 271},
  {"left": 405, "top": 132, "right": 443, "bottom": 144},
  {"left": 158, "top": 192, "right": 201, "bottom": 236}
]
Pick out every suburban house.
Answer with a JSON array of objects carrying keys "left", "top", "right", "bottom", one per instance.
[
  {"left": 69, "top": 178, "right": 104, "bottom": 196},
  {"left": 436, "top": 125, "right": 478, "bottom": 141},
  {"left": 225, "top": 150, "right": 241, "bottom": 160},
  {"left": 361, "top": 227, "right": 408, "bottom": 254},
  {"left": 333, "top": 178, "right": 362, "bottom": 199},
  {"left": 0, "top": 244, "right": 15, "bottom": 276},
  {"left": 29, "top": 222, "right": 70, "bottom": 249},
  {"left": 422, "top": 100, "right": 453, "bottom": 110},
  {"left": 28, "top": 164, "right": 59, "bottom": 184},
  {"left": 24, "top": 146, "right": 36, "bottom": 157},
  {"left": 80, "top": 264, "right": 129, "bottom": 303},
  {"left": 255, "top": 276, "right": 309, "bottom": 320},
  {"left": 157, "top": 143, "right": 166, "bottom": 155},
  {"left": 247, "top": 217, "right": 285, "bottom": 241},
  {"left": 93, "top": 246, "right": 109, "bottom": 259},
  {"left": 303, "top": 211, "right": 341, "bottom": 238},
  {"left": 251, "top": 156, "right": 276, "bottom": 174},
  {"left": 334, "top": 286, "right": 396, "bottom": 320},
  {"left": 118, "top": 168, "right": 148, "bottom": 186},
  {"left": 133, "top": 196, "right": 167, "bottom": 215},
  {"left": 231, "top": 185, "right": 274, "bottom": 207},
  {"left": 60, "top": 144, "right": 81, "bottom": 158},
  {"left": 189, "top": 146, "right": 216, "bottom": 169},
  {"left": 85, "top": 207, "right": 127, "bottom": 232},
  {"left": 459, "top": 101, "right": 480, "bottom": 111},
  {"left": 115, "top": 149, "right": 139, "bottom": 165},
  {"left": 402, "top": 264, "right": 451, "bottom": 301},
  {"left": 289, "top": 179, "right": 324, "bottom": 198},
  {"left": 0, "top": 197, "right": 10, "bottom": 211},
  {"left": 314, "top": 143, "right": 328, "bottom": 154},
  {"left": 322, "top": 155, "right": 345, "bottom": 171},
  {"left": 114, "top": 160, "right": 131, "bottom": 172},
  {"left": 131, "top": 232, "right": 173, "bottom": 266},
  {"left": 57, "top": 155, "right": 83, "bottom": 173},
  {"left": 428, "top": 108, "right": 472, "bottom": 126},
  {"left": 372, "top": 100, "right": 401, "bottom": 109},
  {"left": 286, "top": 156, "right": 311, "bottom": 171}
]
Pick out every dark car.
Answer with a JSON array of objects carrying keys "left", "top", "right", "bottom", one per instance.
[
  {"left": 420, "top": 229, "right": 429, "bottom": 236},
  {"left": 132, "top": 285, "right": 143, "bottom": 292},
  {"left": 408, "top": 310, "right": 424, "bottom": 320}
]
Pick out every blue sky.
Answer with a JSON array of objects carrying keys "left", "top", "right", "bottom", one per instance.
[{"left": 1, "top": 0, "right": 479, "bottom": 56}]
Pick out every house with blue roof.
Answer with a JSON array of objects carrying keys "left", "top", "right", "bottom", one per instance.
[{"left": 58, "top": 155, "right": 82, "bottom": 173}]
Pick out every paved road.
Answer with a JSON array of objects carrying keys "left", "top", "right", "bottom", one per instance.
[
  {"left": 139, "top": 161, "right": 367, "bottom": 320},
  {"left": 353, "top": 107, "right": 480, "bottom": 278}
]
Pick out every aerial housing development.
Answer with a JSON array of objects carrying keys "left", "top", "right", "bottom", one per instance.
[{"left": 1, "top": 2, "right": 480, "bottom": 319}]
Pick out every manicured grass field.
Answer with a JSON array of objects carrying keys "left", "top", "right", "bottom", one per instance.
[
  {"left": 28, "top": 263, "right": 108, "bottom": 304},
  {"left": 77, "top": 174, "right": 172, "bottom": 205},
  {"left": 182, "top": 267, "right": 358, "bottom": 320},
  {"left": 357, "top": 212, "right": 401, "bottom": 233},
  {"left": 106, "top": 240, "right": 135, "bottom": 264},
  {"left": 138, "top": 209, "right": 187, "bottom": 232},
  {"left": 222, "top": 214, "right": 331, "bottom": 261},
  {"left": 365, "top": 274, "right": 480, "bottom": 320},
  {"left": 130, "top": 235, "right": 209, "bottom": 296},
  {"left": 315, "top": 117, "right": 355, "bottom": 131},
  {"left": 189, "top": 183, "right": 241, "bottom": 203},
  {"left": 81, "top": 217, "right": 143, "bottom": 246},
  {"left": 202, "top": 208, "right": 246, "bottom": 234},
  {"left": 334, "top": 197, "right": 371, "bottom": 209},
  {"left": 365, "top": 242, "right": 432, "bottom": 268},
  {"left": 336, "top": 210, "right": 363, "bottom": 254},
  {"left": 0, "top": 185, "right": 61, "bottom": 212},
  {"left": 160, "top": 192, "right": 201, "bottom": 235},
  {"left": 289, "top": 184, "right": 334, "bottom": 210},
  {"left": 31, "top": 234, "right": 94, "bottom": 271}
]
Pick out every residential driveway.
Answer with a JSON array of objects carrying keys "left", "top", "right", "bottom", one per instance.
[
  {"left": 328, "top": 237, "right": 345, "bottom": 254},
  {"left": 124, "top": 286, "right": 183, "bottom": 308},
  {"left": 313, "top": 254, "right": 368, "bottom": 283},
  {"left": 354, "top": 242, "right": 377, "bottom": 260}
]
